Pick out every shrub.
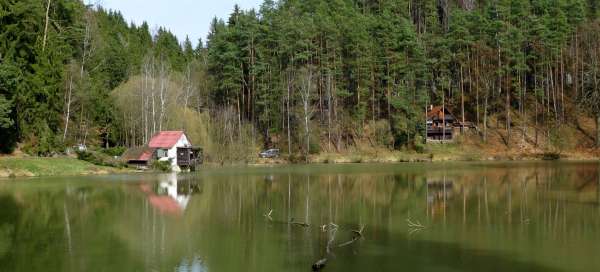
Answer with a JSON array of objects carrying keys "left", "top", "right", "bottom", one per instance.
[
  {"left": 102, "top": 146, "right": 127, "bottom": 157},
  {"left": 542, "top": 152, "right": 561, "bottom": 161},
  {"left": 309, "top": 140, "right": 320, "bottom": 155},
  {"left": 152, "top": 160, "right": 172, "bottom": 172},
  {"left": 287, "top": 154, "right": 308, "bottom": 164},
  {"left": 368, "top": 120, "right": 393, "bottom": 147},
  {"left": 76, "top": 150, "right": 125, "bottom": 168},
  {"left": 414, "top": 135, "right": 426, "bottom": 153}
]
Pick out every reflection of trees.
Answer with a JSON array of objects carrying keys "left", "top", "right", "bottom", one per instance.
[{"left": 0, "top": 163, "right": 599, "bottom": 271}]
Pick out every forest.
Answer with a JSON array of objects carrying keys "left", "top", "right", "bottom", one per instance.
[{"left": 1, "top": 0, "right": 600, "bottom": 162}]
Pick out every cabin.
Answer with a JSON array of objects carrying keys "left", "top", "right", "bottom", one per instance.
[
  {"left": 427, "top": 106, "right": 456, "bottom": 141},
  {"left": 426, "top": 105, "right": 477, "bottom": 142},
  {"left": 122, "top": 131, "right": 202, "bottom": 171}
]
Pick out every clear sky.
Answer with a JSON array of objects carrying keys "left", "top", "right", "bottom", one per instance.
[{"left": 85, "top": 0, "right": 263, "bottom": 46}]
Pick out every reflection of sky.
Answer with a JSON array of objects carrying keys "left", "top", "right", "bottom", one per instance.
[{"left": 176, "top": 256, "right": 207, "bottom": 272}]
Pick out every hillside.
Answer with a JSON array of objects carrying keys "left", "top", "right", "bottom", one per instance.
[{"left": 1, "top": 0, "right": 599, "bottom": 163}]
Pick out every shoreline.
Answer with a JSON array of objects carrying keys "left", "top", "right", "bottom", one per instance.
[{"left": 2, "top": 152, "right": 598, "bottom": 179}]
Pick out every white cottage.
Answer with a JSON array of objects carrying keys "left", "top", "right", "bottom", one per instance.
[{"left": 148, "top": 131, "right": 194, "bottom": 172}]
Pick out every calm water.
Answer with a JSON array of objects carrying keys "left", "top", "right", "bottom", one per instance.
[{"left": 1, "top": 162, "right": 600, "bottom": 272}]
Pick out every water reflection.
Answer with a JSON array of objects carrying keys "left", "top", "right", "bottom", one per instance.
[
  {"left": 140, "top": 173, "right": 203, "bottom": 215},
  {"left": 0, "top": 162, "right": 599, "bottom": 271}
]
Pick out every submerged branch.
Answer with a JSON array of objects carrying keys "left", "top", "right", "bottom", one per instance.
[{"left": 406, "top": 218, "right": 426, "bottom": 229}]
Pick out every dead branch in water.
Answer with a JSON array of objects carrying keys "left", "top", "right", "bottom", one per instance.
[
  {"left": 262, "top": 211, "right": 365, "bottom": 271},
  {"left": 312, "top": 223, "right": 366, "bottom": 271},
  {"left": 289, "top": 218, "right": 310, "bottom": 227},
  {"left": 351, "top": 225, "right": 365, "bottom": 237},
  {"left": 338, "top": 225, "right": 364, "bottom": 248},
  {"left": 264, "top": 209, "right": 273, "bottom": 221},
  {"left": 406, "top": 218, "right": 426, "bottom": 229},
  {"left": 312, "top": 258, "right": 328, "bottom": 271},
  {"left": 263, "top": 210, "right": 310, "bottom": 227}
]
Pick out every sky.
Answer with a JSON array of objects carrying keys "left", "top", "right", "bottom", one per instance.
[{"left": 85, "top": 0, "right": 263, "bottom": 46}]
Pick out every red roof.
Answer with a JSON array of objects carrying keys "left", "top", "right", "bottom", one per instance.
[
  {"left": 139, "top": 149, "right": 154, "bottom": 161},
  {"left": 148, "top": 131, "right": 185, "bottom": 148},
  {"left": 121, "top": 146, "right": 156, "bottom": 162}
]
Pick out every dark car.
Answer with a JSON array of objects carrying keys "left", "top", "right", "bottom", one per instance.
[{"left": 259, "top": 149, "right": 280, "bottom": 159}]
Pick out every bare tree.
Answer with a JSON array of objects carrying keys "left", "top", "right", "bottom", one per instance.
[
  {"left": 158, "top": 59, "right": 170, "bottom": 132},
  {"left": 63, "top": 68, "right": 73, "bottom": 142},
  {"left": 299, "top": 67, "right": 315, "bottom": 159},
  {"left": 42, "top": 0, "right": 51, "bottom": 52}
]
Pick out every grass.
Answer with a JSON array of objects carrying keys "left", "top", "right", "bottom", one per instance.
[{"left": 0, "top": 157, "right": 120, "bottom": 178}]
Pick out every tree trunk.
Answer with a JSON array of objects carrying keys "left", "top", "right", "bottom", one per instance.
[
  {"left": 63, "top": 74, "right": 73, "bottom": 142},
  {"left": 437, "top": 0, "right": 449, "bottom": 32},
  {"left": 327, "top": 72, "right": 332, "bottom": 151},
  {"left": 461, "top": 65, "right": 465, "bottom": 132},
  {"left": 42, "top": 0, "right": 51, "bottom": 52},
  {"left": 596, "top": 114, "right": 600, "bottom": 148},
  {"left": 459, "top": 0, "right": 475, "bottom": 10},
  {"left": 484, "top": 88, "right": 488, "bottom": 143},
  {"left": 287, "top": 73, "right": 292, "bottom": 155}
]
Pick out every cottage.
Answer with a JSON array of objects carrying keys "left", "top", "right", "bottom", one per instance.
[
  {"left": 426, "top": 106, "right": 477, "bottom": 142},
  {"left": 426, "top": 106, "right": 456, "bottom": 141},
  {"left": 122, "top": 131, "right": 202, "bottom": 171}
]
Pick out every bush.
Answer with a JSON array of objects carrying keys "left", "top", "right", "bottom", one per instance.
[
  {"left": 414, "top": 135, "right": 426, "bottom": 154},
  {"left": 151, "top": 160, "right": 172, "bottom": 172},
  {"left": 542, "top": 152, "right": 561, "bottom": 161},
  {"left": 76, "top": 150, "right": 125, "bottom": 168},
  {"left": 102, "top": 146, "right": 127, "bottom": 157},
  {"left": 371, "top": 120, "right": 393, "bottom": 147},
  {"left": 287, "top": 154, "right": 308, "bottom": 164},
  {"left": 309, "top": 140, "right": 320, "bottom": 155}
]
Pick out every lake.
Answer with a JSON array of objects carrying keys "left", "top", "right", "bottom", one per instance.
[{"left": 0, "top": 162, "right": 599, "bottom": 272}]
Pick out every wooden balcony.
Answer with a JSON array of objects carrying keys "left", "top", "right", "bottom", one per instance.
[{"left": 427, "top": 128, "right": 453, "bottom": 135}]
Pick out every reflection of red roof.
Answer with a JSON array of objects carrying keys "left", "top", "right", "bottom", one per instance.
[
  {"left": 148, "top": 131, "right": 185, "bottom": 148},
  {"left": 148, "top": 196, "right": 183, "bottom": 215},
  {"left": 139, "top": 184, "right": 183, "bottom": 216}
]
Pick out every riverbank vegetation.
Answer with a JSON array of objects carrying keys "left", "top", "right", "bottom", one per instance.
[{"left": 1, "top": 0, "right": 600, "bottom": 164}]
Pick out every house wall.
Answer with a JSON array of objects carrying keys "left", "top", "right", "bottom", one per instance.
[{"left": 166, "top": 134, "right": 191, "bottom": 171}]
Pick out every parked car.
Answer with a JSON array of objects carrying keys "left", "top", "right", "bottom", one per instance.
[{"left": 259, "top": 149, "right": 280, "bottom": 159}]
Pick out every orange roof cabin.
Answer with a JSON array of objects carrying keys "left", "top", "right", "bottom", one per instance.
[
  {"left": 122, "top": 131, "right": 203, "bottom": 171},
  {"left": 426, "top": 106, "right": 456, "bottom": 141},
  {"left": 426, "top": 106, "right": 476, "bottom": 142}
]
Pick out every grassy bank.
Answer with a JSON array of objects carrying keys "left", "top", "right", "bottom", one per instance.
[
  {"left": 0, "top": 157, "right": 125, "bottom": 178},
  {"left": 248, "top": 144, "right": 599, "bottom": 166}
]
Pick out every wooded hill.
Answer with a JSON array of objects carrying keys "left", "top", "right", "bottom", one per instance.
[{"left": 1, "top": 0, "right": 600, "bottom": 161}]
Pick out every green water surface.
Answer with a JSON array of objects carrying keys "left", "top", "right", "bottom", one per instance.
[{"left": 0, "top": 162, "right": 599, "bottom": 271}]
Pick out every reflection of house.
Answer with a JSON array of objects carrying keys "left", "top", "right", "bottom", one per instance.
[
  {"left": 139, "top": 174, "right": 203, "bottom": 215},
  {"left": 427, "top": 179, "right": 455, "bottom": 216},
  {"left": 426, "top": 106, "right": 476, "bottom": 142},
  {"left": 122, "top": 131, "right": 203, "bottom": 172},
  {"left": 427, "top": 180, "right": 454, "bottom": 202}
]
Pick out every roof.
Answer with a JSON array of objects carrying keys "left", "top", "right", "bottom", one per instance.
[
  {"left": 121, "top": 147, "right": 156, "bottom": 162},
  {"left": 148, "top": 131, "right": 186, "bottom": 148},
  {"left": 427, "top": 106, "right": 456, "bottom": 121}
]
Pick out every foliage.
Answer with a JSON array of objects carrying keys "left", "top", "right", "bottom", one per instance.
[
  {"left": 2, "top": 0, "right": 600, "bottom": 160},
  {"left": 76, "top": 150, "right": 125, "bottom": 168},
  {"left": 101, "top": 146, "right": 127, "bottom": 157},
  {"left": 151, "top": 160, "right": 172, "bottom": 172}
]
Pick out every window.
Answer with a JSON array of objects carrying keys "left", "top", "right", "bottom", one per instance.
[{"left": 157, "top": 149, "right": 168, "bottom": 158}]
